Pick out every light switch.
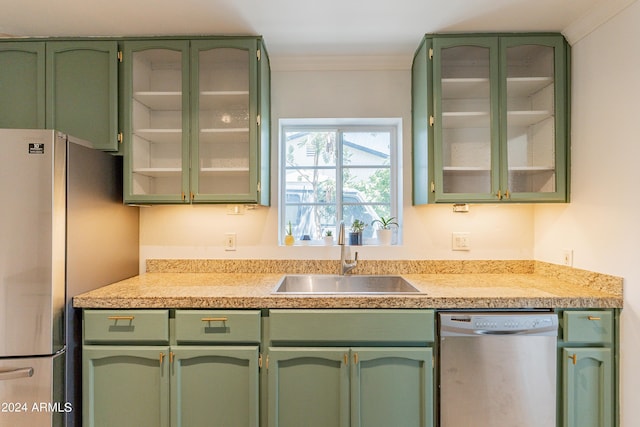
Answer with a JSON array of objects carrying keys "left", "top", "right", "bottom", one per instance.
[
  {"left": 452, "top": 232, "right": 471, "bottom": 251},
  {"left": 224, "top": 233, "right": 237, "bottom": 251}
]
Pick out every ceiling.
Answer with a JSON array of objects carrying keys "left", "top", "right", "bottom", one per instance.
[{"left": 0, "top": 0, "right": 633, "bottom": 61}]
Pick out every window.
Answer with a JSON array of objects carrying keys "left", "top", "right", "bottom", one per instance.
[{"left": 280, "top": 119, "right": 401, "bottom": 244}]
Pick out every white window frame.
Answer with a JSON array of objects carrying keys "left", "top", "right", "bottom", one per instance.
[{"left": 279, "top": 118, "right": 402, "bottom": 245}]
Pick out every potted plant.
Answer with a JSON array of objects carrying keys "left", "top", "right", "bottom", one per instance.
[
  {"left": 323, "top": 230, "right": 333, "bottom": 245},
  {"left": 372, "top": 216, "right": 398, "bottom": 245},
  {"left": 284, "top": 221, "right": 295, "bottom": 246},
  {"left": 349, "top": 219, "right": 366, "bottom": 245}
]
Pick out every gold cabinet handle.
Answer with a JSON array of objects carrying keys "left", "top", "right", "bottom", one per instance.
[
  {"left": 159, "top": 352, "right": 165, "bottom": 364},
  {"left": 587, "top": 316, "right": 601, "bottom": 321},
  {"left": 107, "top": 316, "right": 135, "bottom": 321},
  {"left": 504, "top": 190, "right": 510, "bottom": 199},
  {"left": 496, "top": 190, "right": 502, "bottom": 200},
  {"left": 201, "top": 317, "right": 228, "bottom": 322},
  {"left": 353, "top": 353, "right": 359, "bottom": 365},
  {"left": 343, "top": 353, "right": 348, "bottom": 366},
  {"left": 568, "top": 353, "right": 577, "bottom": 365},
  {"left": 169, "top": 352, "right": 174, "bottom": 363}
]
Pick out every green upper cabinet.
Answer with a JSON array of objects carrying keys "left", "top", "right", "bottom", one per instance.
[
  {"left": 412, "top": 34, "right": 570, "bottom": 203},
  {"left": 46, "top": 41, "right": 119, "bottom": 151},
  {"left": 0, "top": 42, "right": 46, "bottom": 129},
  {"left": 122, "top": 40, "right": 190, "bottom": 204},
  {"left": 122, "top": 37, "right": 270, "bottom": 205},
  {"left": 0, "top": 40, "right": 118, "bottom": 151}
]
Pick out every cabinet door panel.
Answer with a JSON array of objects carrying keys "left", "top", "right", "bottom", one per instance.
[
  {"left": 432, "top": 37, "right": 500, "bottom": 202},
  {"left": 351, "top": 348, "right": 433, "bottom": 427},
  {"left": 563, "top": 347, "right": 613, "bottom": 427},
  {"left": 123, "top": 40, "right": 190, "bottom": 203},
  {"left": 0, "top": 42, "right": 45, "bottom": 128},
  {"left": 171, "top": 346, "right": 259, "bottom": 427},
  {"left": 501, "top": 36, "right": 568, "bottom": 202},
  {"left": 46, "top": 41, "right": 119, "bottom": 151},
  {"left": 83, "top": 346, "right": 169, "bottom": 427},
  {"left": 268, "top": 347, "right": 349, "bottom": 427},
  {"left": 190, "top": 39, "right": 258, "bottom": 203}
]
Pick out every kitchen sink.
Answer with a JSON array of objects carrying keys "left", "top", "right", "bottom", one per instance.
[{"left": 272, "top": 275, "right": 421, "bottom": 294}]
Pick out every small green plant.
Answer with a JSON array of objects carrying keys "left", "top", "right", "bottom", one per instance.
[
  {"left": 286, "top": 221, "right": 293, "bottom": 236},
  {"left": 372, "top": 216, "right": 398, "bottom": 230},
  {"left": 325, "top": 230, "right": 333, "bottom": 237},
  {"left": 351, "top": 219, "right": 366, "bottom": 233}
]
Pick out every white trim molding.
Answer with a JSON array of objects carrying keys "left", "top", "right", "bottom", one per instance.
[
  {"left": 563, "top": 0, "right": 638, "bottom": 44},
  {"left": 270, "top": 55, "right": 413, "bottom": 72}
]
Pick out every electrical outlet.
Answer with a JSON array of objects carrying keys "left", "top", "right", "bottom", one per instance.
[
  {"left": 452, "top": 232, "right": 471, "bottom": 251},
  {"left": 224, "top": 233, "right": 237, "bottom": 251},
  {"left": 562, "top": 249, "right": 573, "bottom": 266}
]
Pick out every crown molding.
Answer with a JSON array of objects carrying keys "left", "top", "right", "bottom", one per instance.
[
  {"left": 563, "top": 0, "right": 638, "bottom": 44},
  {"left": 270, "top": 55, "right": 413, "bottom": 72}
]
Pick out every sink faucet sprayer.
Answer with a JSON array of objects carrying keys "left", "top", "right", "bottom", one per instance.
[{"left": 338, "top": 221, "right": 358, "bottom": 275}]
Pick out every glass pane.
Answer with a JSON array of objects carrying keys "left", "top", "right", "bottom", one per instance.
[
  {"left": 131, "top": 48, "right": 183, "bottom": 196},
  {"left": 198, "top": 48, "right": 250, "bottom": 195},
  {"left": 506, "top": 44, "right": 556, "bottom": 193},
  {"left": 284, "top": 203, "right": 336, "bottom": 240},
  {"left": 343, "top": 131, "right": 390, "bottom": 166},
  {"left": 284, "top": 130, "right": 337, "bottom": 239},
  {"left": 440, "top": 45, "right": 492, "bottom": 194},
  {"left": 285, "top": 131, "right": 336, "bottom": 167}
]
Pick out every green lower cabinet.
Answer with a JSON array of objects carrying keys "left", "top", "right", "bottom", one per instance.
[
  {"left": 350, "top": 348, "right": 433, "bottom": 427},
  {"left": 83, "top": 346, "right": 170, "bottom": 427},
  {"left": 171, "top": 346, "right": 259, "bottom": 427},
  {"left": 267, "top": 347, "right": 433, "bottom": 427},
  {"left": 563, "top": 347, "right": 613, "bottom": 427},
  {"left": 268, "top": 348, "right": 350, "bottom": 427}
]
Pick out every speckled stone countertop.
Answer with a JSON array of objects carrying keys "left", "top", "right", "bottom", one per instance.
[{"left": 73, "top": 260, "right": 623, "bottom": 309}]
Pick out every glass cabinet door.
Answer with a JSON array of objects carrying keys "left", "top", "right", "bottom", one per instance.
[
  {"left": 124, "top": 41, "right": 190, "bottom": 203},
  {"left": 433, "top": 38, "right": 499, "bottom": 201},
  {"left": 501, "top": 36, "right": 567, "bottom": 201},
  {"left": 191, "top": 40, "right": 257, "bottom": 202}
]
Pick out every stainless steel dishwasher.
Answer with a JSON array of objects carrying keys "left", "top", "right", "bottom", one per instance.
[{"left": 439, "top": 311, "right": 558, "bottom": 427}]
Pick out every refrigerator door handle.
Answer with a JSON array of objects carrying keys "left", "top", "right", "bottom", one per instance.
[{"left": 0, "top": 367, "right": 34, "bottom": 381}]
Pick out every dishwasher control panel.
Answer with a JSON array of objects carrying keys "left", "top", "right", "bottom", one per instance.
[{"left": 440, "top": 312, "right": 558, "bottom": 336}]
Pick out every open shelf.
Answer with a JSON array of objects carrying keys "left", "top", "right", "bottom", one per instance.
[
  {"left": 442, "top": 112, "right": 490, "bottom": 129},
  {"left": 507, "top": 110, "right": 552, "bottom": 127},
  {"left": 442, "top": 78, "right": 489, "bottom": 98},
  {"left": 507, "top": 77, "right": 553, "bottom": 97},
  {"left": 133, "top": 92, "right": 182, "bottom": 110},
  {"left": 132, "top": 168, "right": 182, "bottom": 178},
  {"left": 134, "top": 129, "right": 182, "bottom": 144}
]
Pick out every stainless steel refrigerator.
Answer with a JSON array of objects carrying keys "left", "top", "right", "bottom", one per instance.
[{"left": 0, "top": 129, "right": 139, "bottom": 426}]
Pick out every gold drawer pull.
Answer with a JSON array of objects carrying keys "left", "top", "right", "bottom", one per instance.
[
  {"left": 587, "top": 316, "right": 601, "bottom": 321},
  {"left": 201, "top": 317, "right": 228, "bottom": 322},
  {"left": 107, "top": 316, "right": 135, "bottom": 321},
  {"left": 568, "top": 353, "right": 577, "bottom": 365}
]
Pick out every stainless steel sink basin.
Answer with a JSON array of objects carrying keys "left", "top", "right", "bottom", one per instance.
[{"left": 273, "top": 275, "right": 421, "bottom": 294}]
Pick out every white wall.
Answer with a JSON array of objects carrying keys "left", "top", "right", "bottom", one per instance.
[
  {"left": 140, "top": 68, "right": 536, "bottom": 268},
  {"left": 535, "top": 2, "right": 640, "bottom": 424}
]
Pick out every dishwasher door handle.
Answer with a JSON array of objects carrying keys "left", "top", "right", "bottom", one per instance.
[{"left": 474, "top": 330, "right": 524, "bottom": 335}]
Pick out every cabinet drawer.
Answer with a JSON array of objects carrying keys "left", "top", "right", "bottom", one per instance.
[
  {"left": 175, "top": 310, "right": 261, "bottom": 343},
  {"left": 269, "top": 309, "right": 435, "bottom": 344},
  {"left": 563, "top": 310, "right": 613, "bottom": 343},
  {"left": 83, "top": 310, "right": 169, "bottom": 344}
]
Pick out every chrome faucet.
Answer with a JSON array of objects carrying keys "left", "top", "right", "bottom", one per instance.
[{"left": 338, "top": 222, "right": 358, "bottom": 275}]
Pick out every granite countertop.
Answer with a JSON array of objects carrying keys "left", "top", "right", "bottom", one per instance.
[{"left": 73, "top": 260, "right": 623, "bottom": 309}]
